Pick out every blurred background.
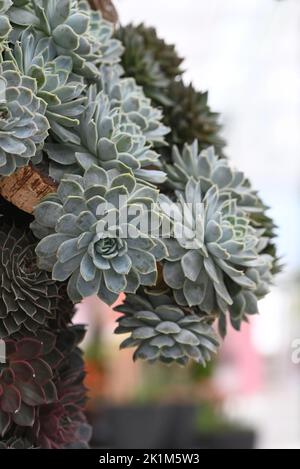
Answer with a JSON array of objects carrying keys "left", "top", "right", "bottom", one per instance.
[{"left": 76, "top": 0, "right": 300, "bottom": 449}]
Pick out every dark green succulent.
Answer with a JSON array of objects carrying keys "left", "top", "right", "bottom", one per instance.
[
  {"left": 160, "top": 178, "right": 273, "bottom": 327},
  {"left": 0, "top": 222, "right": 60, "bottom": 338},
  {"left": 31, "top": 166, "right": 168, "bottom": 304},
  {"left": 45, "top": 85, "right": 166, "bottom": 184},
  {"left": 115, "top": 291, "right": 219, "bottom": 366},
  {"left": 115, "top": 23, "right": 179, "bottom": 106},
  {"left": 0, "top": 60, "right": 49, "bottom": 176},
  {"left": 163, "top": 81, "right": 226, "bottom": 157}
]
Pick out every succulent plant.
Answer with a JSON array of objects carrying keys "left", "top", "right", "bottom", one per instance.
[
  {"left": 164, "top": 142, "right": 279, "bottom": 269},
  {"left": 160, "top": 178, "right": 273, "bottom": 318},
  {"left": 164, "top": 142, "right": 261, "bottom": 212},
  {"left": 0, "top": 330, "right": 63, "bottom": 437},
  {"left": 31, "top": 166, "right": 168, "bottom": 304},
  {"left": 0, "top": 222, "right": 60, "bottom": 338},
  {"left": 8, "top": 0, "right": 100, "bottom": 79},
  {"left": 45, "top": 85, "right": 166, "bottom": 184},
  {"left": 115, "top": 24, "right": 225, "bottom": 156},
  {"left": 0, "top": 436, "right": 35, "bottom": 449},
  {"left": 0, "top": 60, "right": 49, "bottom": 176},
  {"left": 7, "top": 28, "right": 87, "bottom": 142},
  {"left": 163, "top": 81, "right": 226, "bottom": 157},
  {"left": 115, "top": 291, "right": 219, "bottom": 366},
  {"left": 80, "top": 1, "right": 123, "bottom": 65},
  {"left": 0, "top": 0, "right": 12, "bottom": 47},
  {"left": 98, "top": 65, "right": 170, "bottom": 146},
  {"left": 115, "top": 23, "right": 183, "bottom": 106},
  {"left": 30, "top": 326, "right": 91, "bottom": 449}
]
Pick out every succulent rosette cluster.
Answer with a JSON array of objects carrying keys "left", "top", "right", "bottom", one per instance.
[
  {"left": 0, "top": 0, "right": 278, "bottom": 449},
  {"left": 31, "top": 165, "right": 167, "bottom": 304}
]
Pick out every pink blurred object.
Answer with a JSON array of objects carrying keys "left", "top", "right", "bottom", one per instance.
[{"left": 217, "top": 320, "right": 264, "bottom": 396}]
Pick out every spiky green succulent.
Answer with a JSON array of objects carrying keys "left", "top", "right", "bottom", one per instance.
[
  {"left": 163, "top": 81, "right": 226, "bottom": 156},
  {"left": 115, "top": 23, "right": 183, "bottom": 106},
  {"left": 115, "top": 291, "right": 219, "bottom": 366},
  {"left": 0, "top": 0, "right": 12, "bottom": 47},
  {"left": 6, "top": 27, "right": 87, "bottom": 143},
  {"left": 45, "top": 85, "right": 166, "bottom": 184},
  {"left": 160, "top": 178, "right": 273, "bottom": 327},
  {"left": 0, "top": 60, "right": 49, "bottom": 176},
  {"left": 31, "top": 166, "right": 168, "bottom": 305},
  {"left": 98, "top": 65, "right": 170, "bottom": 146},
  {"left": 0, "top": 223, "right": 60, "bottom": 338}
]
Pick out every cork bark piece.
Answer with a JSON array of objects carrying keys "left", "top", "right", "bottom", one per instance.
[
  {"left": 88, "top": 0, "right": 118, "bottom": 23},
  {"left": 0, "top": 166, "right": 57, "bottom": 214}
]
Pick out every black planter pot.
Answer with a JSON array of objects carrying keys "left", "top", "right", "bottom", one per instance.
[
  {"left": 88, "top": 404, "right": 198, "bottom": 449},
  {"left": 195, "top": 429, "right": 257, "bottom": 449}
]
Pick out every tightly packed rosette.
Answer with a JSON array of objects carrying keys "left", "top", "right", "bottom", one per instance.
[
  {"left": 31, "top": 165, "right": 168, "bottom": 304},
  {"left": 0, "top": 330, "right": 63, "bottom": 437},
  {"left": 160, "top": 177, "right": 273, "bottom": 332},
  {"left": 0, "top": 223, "right": 59, "bottom": 338},
  {"left": 115, "top": 290, "right": 219, "bottom": 366},
  {"left": 0, "top": 60, "right": 49, "bottom": 176},
  {"left": 30, "top": 325, "right": 91, "bottom": 449}
]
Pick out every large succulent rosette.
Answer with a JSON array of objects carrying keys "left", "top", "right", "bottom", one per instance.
[
  {"left": 31, "top": 165, "right": 167, "bottom": 304},
  {"left": 160, "top": 178, "right": 273, "bottom": 332}
]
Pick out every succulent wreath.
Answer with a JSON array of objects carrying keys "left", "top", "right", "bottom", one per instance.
[{"left": 0, "top": 0, "right": 278, "bottom": 448}]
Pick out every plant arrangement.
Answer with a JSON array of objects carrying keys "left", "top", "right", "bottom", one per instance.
[{"left": 0, "top": 0, "right": 278, "bottom": 449}]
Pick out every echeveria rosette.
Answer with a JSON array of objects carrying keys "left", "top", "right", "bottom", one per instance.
[
  {"left": 79, "top": 0, "right": 124, "bottom": 65},
  {"left": 7, "top": 28, "right": 87, "bottom": 142},
  {"left": 115, "top": 291, "right": 219, "bottom": 366},
  {"left": 31, "top": 165, "right": 168, "bottom": 305},
  {"left": 164, "top": 141, "right": 279, "bottom": 269},
  {"left": 165, "top": 142, "right": 262, "bottom": 213},
  {"left": 0, "top": 60, "right": 49, "bottom": 176},
  {"left": 0, "top": 0, "right": 12, "bottom": 47},
  {"left": 160, "top": 178, "right": 273, "bottom": 322},
  {"left": 45, "top": 85, "right": 166, "bottom": 185},
  {"left": 0, "top": 331, "right": 63, "bottom": 437},
  {"left": 98, "top": 65, "right": 170, "bottom": 146},
  {"left": 8, "top": 0, "right": 101, "bottom": 79},
  {"left": 0, "top": 223, "right": 59, "bottom": 339}
]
